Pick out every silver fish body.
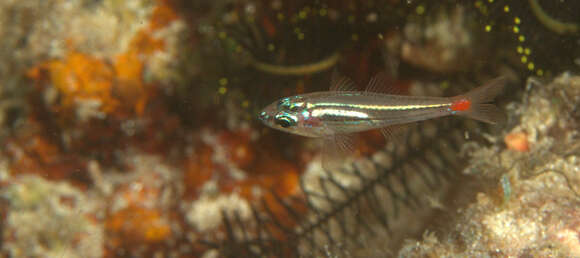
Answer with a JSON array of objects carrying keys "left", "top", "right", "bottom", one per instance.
[
  {"left": 259, "top": 92, "right": 455, "bottom": 137},
  {"left": 258, "top": 76, "right": 506, "bottom": 138}
]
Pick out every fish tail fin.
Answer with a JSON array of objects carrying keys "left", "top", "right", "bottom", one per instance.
[
  {"left": 459, "top": 104, "right": 505, "bottom": 124},
  {"left": 451, "top": 76, "right": 507, "bottom": 124}
]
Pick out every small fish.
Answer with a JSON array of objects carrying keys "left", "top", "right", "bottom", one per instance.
[{"left": 259, "top": 73, "right": 506, "bottom": 169}]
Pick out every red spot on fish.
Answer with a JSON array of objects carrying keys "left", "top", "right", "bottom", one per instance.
[{"left": 451, "top": 98, "right": 471, "bottom": 111}]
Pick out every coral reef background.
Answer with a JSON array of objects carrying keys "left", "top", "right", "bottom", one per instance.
[{"left": 0, "top": 0, "right": 578, "bottom": 257}]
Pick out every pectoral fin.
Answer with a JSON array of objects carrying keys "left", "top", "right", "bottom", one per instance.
[{"left": 321, "top": 133, "right": 355, "bottom": 171}]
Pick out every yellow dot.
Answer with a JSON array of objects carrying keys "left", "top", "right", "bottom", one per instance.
[
  {"left": 475, "top": 1, "right": 482, "bottom": 8},
  {"left": 518, "top": 35, "right": 525, "bottom": 42},
  {"left": 521, "top": 56, "right": 527, "bottom": 63},
  {"left": 514, "top": 17, "right": 521, "bottom": 24},
  {"left": 524, "top": 48, "right": 531, "bottom": 55},
  {"left": 277, "top": 13, "right": 285, "bottom": 21},
  {"left": 299, "top": 10, "right": 307, "bottom": 19},
  {"left": 219, "top": 32, "right": 227, "bottom": 39},
  {"left": 297, "top": 33, "right": 305, "bottom": 40},
  {"left": 319, "top": 8, "right": 327, "bottom": 16},
  {"left": 513, "top": 26, "right": 519, "bottom": 33},
  {"left": 488, "top": 0, "right": 494, "bottom": 2},
  {"left": 218, "top": 86, "right": 227, "bottom": 95},
  {"left": 485, "top": 25, "right": 492, "bottom": 32},
  {"left": 241, "top": 100, "right": 249, "bottom": 108},
  {"left": 517, "top": 46, "right": 523, "bottom": 54},
  {"left": 219, "top": 78, "right": 228, "bottom": 86},
  {"left": 351, "top": 34, "right": 359, "bottom": 41},
  {"left": 267, "top": 44, "right": 275, "bottom": 51},
  {"left": 527, "top": 62, "right": 535, "bottom": 70},
  {"left": 294, "top": 27, "right": 301, "bottom": 33},
  {"left": 378, "top": 33, "right": 384, "bottom": 40},
  {"left": 504, "top": 5, "right": 510, "bottom": 12},
  {"left": 536, "top": 69, "right": 544, "bottom": 76},
  {"left": 416, "top": 5, "right": 425, "bottom": 15}
]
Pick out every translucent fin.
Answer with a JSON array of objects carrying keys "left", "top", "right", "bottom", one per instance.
[
  {"left": 460, "top": 76, "right": 507, "bottom": 103},
  {"left": 321, "top": 133, "right": 355, "bottom": 171},
  {"left": 364, "top": 72, "right": 400, "bottom": 94},
  {"left": 330, "top": 69, "right": 357, "bottom": 91},
  {"left": 379, "top": 124, "right": 411, "bottom": 145},
  {"left": 454, "top": 76, "right": 507, "bottom": 124},
  {"left": 459, "top": 104, "right": 506, "bottom": 124}
]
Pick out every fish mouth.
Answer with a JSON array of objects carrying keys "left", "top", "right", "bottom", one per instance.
[
  {"left": 258, "top": 103, "right": 278, "bottom": 125},
  {"left": 258, "top": 111, "right": 270, "bottom": 122}
]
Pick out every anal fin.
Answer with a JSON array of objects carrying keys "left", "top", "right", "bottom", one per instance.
[{"left": 379, "top": 124, "right": 412, "bottom": 145}]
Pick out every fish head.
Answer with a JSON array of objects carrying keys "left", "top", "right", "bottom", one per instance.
[{"left": 259, "top": 96, "right": 321, "bottom": 137}]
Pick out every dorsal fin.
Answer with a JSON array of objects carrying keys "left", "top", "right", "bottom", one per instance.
[
  {"left": 330, "top": 69, "right": 357, "bottom": 91},
  {"left": 364, "top": 72, "right": 400, "bottom": 94}
]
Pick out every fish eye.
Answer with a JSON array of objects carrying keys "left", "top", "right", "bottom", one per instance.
[
  {"left": 288, "top": 102, "right": 305, "bottom": 112},
  {"left": 277, "top": 99, "right": 290, "bottom": 110},
  {"left": 274, "top": 116, "right": 296, "bottom": 128},
  {"left": 289, "top": 105, "right": 300, "bottom": 112}
]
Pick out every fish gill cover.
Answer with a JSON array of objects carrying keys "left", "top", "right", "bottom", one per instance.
[{"left": 0, "top": 0, "right": 578, "bottom": 257}]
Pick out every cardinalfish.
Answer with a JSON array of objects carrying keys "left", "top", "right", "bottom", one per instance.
[{"left": 259, "top": 73, "right": 507, "bottom": 169}]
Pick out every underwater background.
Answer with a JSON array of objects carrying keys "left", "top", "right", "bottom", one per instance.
[{"left": 0, "top": 0, "right": 579, "bottom": 257}]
